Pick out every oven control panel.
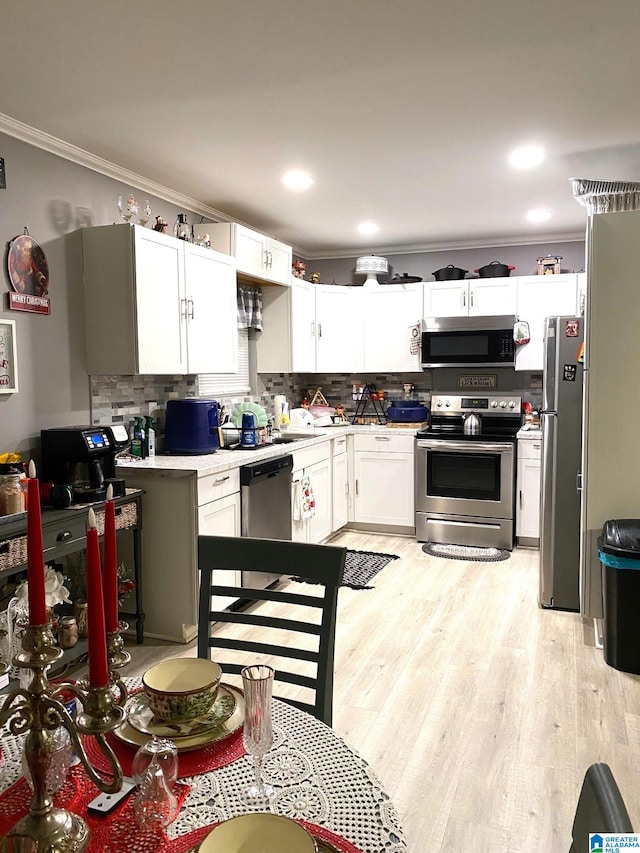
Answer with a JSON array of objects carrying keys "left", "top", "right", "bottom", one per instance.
[{"left": 431, "top": 394, "right": 521, "bottom": 414}]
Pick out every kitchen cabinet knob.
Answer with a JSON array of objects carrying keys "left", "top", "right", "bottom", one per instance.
[
  {"left": 213, "top": 476, "right": 230, "bottom": 485},
  {"left": 519, "top": 490, "right": 522, "bottom": 509},
  {"left": 375, "top": 436, "right": 390, "bottom": 441},
  {"left": 188, "top": 298, "right": 194, "bottom": 319},
  {"left": 355, "top": 480, "right": 359, "bottom": 495},
  {"left": 56, "top": 530, "right": 73, "bottom": 542},
  {"left": 470, "top": 290, "right": 474, "bottom": 307},
  {"left": 318, "top": 323, "right": 322, "bottom": 338},
  {"left": 462, "top": 291, "right": 466, "bottom": 308}
]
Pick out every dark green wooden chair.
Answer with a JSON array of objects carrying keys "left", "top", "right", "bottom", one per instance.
[
  {"left": 197, "top": 535, "right": 346, "bottom": 727},
  {"left": 569, "top": 763, "right": 633, "bottom": 852}
]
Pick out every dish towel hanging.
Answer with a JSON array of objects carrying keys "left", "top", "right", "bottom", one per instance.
[
  {"left": 237, "top": 284, "right": 263, "bottom": 330},
  {"left": 293, "top": 476, "right": 316, "bottom": 520}
]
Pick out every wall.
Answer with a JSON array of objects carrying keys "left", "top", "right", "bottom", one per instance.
[
  {"left": 0, "top": 132, "right": 206, "bottom": 460},
  {"left": 304, "top": 242, "right": 586, "bottom": 286}
]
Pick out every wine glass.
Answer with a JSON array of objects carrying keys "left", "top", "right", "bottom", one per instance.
[
  {"left": 116, "top": 194, "right": 139, "bottom": 224},
  {"left": 138, "top": 200, "right": 152, "bottom": 227},
  {"left": 241, "top": 664, "right": 275, "bottom": 803},
  {"left": 131, "top": 736, "right": 179, "bottom": 789},
  {"left": 133, "top": 753, "right": 178, "bottom": 830}
]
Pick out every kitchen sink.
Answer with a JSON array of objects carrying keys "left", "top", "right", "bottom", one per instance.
[{"left": 272, "top": 436, "right": 305, "bottom": 444}]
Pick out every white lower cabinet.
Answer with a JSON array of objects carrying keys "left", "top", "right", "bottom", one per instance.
[
  {"left": 291, "top": 442, "right": 332, "bottom": 543},
  {"left": 332, "top": 436, "right": 349, "bottom": 532},
  {"left": 117, "top": 466, "right": 240, "bottom": 643},
  {"left": 198, "top": 490, "right": 241, "bottom": 612},
  {"left": 352, "top": 433, "right": 414, "bottom": 528},
  {"left": 516, "top": 435, "right": 542, "bottom": 543}
]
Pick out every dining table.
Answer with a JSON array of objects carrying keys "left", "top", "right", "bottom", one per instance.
[{"left": 0, "top": 677, "right": 407, "bottom": 853}]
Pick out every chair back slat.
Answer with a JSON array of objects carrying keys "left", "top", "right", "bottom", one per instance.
[
  {"left": 206, "top": 609, "right": 322, "bottom": 636},
  {"left": 198, "top": 535, "right": 345, "bottom": 726}
]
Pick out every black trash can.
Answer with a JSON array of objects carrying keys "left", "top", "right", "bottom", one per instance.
[{"left": 598, "top": 519, "right": 640, "bottom": 675}]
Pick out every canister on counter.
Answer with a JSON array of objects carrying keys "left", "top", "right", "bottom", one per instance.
[{"left": 58, "top": 616, "right": 79, "bottom": 649}]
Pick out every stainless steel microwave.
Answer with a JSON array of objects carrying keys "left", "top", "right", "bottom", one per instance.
[{"left": 421, "top": 315, "right": 516, "bottom": 368}]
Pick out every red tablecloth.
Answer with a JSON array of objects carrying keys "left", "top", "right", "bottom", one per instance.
[
  {"left": 83, "top": 724, "right": 245, "bottom": 780},
  {"left": 0, "top": 764, "right": 191, "bottom": 853}
]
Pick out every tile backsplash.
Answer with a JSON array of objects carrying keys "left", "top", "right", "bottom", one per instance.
[{"left": 92, "top": 368, "right": 543, "bottom": 441}]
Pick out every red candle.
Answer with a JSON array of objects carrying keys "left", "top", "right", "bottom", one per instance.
[
  {"left": 26, "top": 460, "right": 47, "bottom": 626},
  {"left": 86, "top": 507, "right": 109, "bottom": 688},
  {"left": 103, "top": 484, "right": 119, "bottom": 634}
]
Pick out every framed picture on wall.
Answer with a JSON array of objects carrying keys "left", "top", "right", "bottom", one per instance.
[{"left": 0, "top": 319, "right": 18, "bottom": 393}]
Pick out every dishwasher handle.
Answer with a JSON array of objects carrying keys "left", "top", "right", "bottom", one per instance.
[{"left": 240, "top": 454, "right": 293, "bottom": 485}]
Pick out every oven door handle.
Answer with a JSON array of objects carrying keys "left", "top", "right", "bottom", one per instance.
[{"left": 417, "top": 440, "right": 514, "bottom": 453}]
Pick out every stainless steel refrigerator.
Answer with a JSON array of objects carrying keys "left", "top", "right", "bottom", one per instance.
[{"left": 539, "top": 316, "right": 584, "bottom": 610}]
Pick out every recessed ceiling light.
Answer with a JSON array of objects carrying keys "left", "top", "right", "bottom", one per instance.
[
  {"left": 282, "top": 169, "right": 313, "bottom": 191},
  {"left": 526, "top": 208, "right": 552, "bottom": 223},
  {"left": 357, "top": 222, "right": 380, "bottom": 236},
  {"left": 508, "top": 145, "right": 545, "bottom": 170}
]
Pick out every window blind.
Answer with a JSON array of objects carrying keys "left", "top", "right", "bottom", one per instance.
[{"left": 197, "top": 329, "right": 250, "bottom": 396}]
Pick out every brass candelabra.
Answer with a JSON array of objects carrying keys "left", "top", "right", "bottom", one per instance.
[
  {"left": 0, "top": 621, "right": 130, "bottom": 852},
  {"left": 106, "top": 621, "right": 131, "bottom": 707}
]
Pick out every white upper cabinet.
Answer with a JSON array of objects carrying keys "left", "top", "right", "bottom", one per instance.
[
  {"left": 257, "top": 281, "right": 364, "bottom": 372},
  {"left": 182, "top": 242, "right": 238, "bottom": 374},
  {"left": 82, "top": 224, "right": 237, "bottom": 375},
  {"left": 362, "top": 283, "right": 423, "bottom": 371},
  {"left": 290, "top": 279, "right": 317, "bottom": 372},
  {"left": 315, "top": 286, "right": 364, "bottom": 373},
  {"left": 424, "top": 278, "right": 517, "bottom": 318},
  {"left": 199, "top": 222, "right": 293, "bottom": 286},
  {"left": 514, "top": 274, "right": 579, "bottom": 371}
]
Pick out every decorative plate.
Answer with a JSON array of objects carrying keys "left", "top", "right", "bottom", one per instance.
[
  {"left": 7, "top": 233, "right": 49, "bottom": 296},
  {"left": 115, "top": 684, "right": 244, "bottom": 753},
  {"left": 127, "top": 684, "right": 236, "bottom": 738}
]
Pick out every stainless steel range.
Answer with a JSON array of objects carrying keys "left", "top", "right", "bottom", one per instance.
[{"left": 415, "top": 393, "right": 522, "bottom": 550}]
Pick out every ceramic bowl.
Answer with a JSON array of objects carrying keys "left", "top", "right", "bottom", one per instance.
[
  {"left": 142, "top": 659, "right": 222, "bottom": 723},
  {"left": 198, "top": 813, "right": 317, "bottom": 853}
]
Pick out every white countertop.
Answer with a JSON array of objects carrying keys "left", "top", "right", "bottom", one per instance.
[
  {"left": 115, "top": 423, "right": 413, "bottom": 478},
  {"left": 517, "top": 426, "right": 542, "bottom": 439}
]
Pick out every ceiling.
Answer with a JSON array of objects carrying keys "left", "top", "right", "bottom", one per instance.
[{"left": 1, "top": 0, "right": 640, "bottom": 258}]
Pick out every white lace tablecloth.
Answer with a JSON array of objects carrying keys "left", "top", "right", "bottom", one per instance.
[{"left": 0, "top": 682, "right": 406, "bottom": 853}]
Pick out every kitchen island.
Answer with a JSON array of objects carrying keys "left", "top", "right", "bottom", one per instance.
[{"left": 116, "top": 424, "right": 416, "bottom": 643}]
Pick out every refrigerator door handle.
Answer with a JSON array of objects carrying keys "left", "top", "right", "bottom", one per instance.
[{"left": 539, "top": 413, "right": 556, "bottom": 606}]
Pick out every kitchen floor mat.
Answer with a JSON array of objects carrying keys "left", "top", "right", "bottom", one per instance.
[
  {"left": 422, "top": 542, "right": 510, "bottom": 562},
  {"left": 291, "top": 549, "right": 400, "bottom": 589}
]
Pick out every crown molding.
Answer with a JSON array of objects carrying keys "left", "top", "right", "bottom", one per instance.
[
  {"left": 0, "top": 112, "right": 234, "bottom": 223},
  {"left": 303, "top": 231, "right": 586, "bottom": 260},
  {"left": 0, "top": 112, "right": 586, "bottom": 260}
]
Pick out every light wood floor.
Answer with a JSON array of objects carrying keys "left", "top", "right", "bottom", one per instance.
[{"left": 122, "top": 531, "right": 640, "bottom": 852}]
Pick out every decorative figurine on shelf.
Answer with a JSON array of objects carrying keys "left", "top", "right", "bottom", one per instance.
[
  {"left": 309, "top": 271, "right": 321, "bottom": 284},
  {"left": 153, "top": 216, "right": 168, "bottom": 234},
  {"left": 292, "top": 258, "right": 306, "bottom": 278},
  {"left": 194, "top": 232, "right": 211, "bottom": 248}
]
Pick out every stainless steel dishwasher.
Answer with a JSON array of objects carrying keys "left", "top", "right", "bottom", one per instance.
[{"left": 240, "top": 454, "right": 293, "bottom": 589}]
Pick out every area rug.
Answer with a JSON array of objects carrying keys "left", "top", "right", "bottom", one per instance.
[
  {"left": 291, "top": 549, "right": 400, "bottom": 589},
  {"left": 422, "top": 542, "right": 510, "bottom": 562}
]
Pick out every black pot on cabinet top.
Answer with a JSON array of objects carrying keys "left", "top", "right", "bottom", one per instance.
[
  {"left": 474, "top": 260, "right": 516, "bottom": 278},
  {"left": 432, "top": 264, "right": 468, "bottom": 281}
]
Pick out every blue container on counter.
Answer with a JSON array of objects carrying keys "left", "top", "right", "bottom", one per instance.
[
  {"left": 386, "top": 400, "right": 430, "bottom": 423},
  {"left": 164, "top": 398, "right": 220, "bottom": 455}
]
